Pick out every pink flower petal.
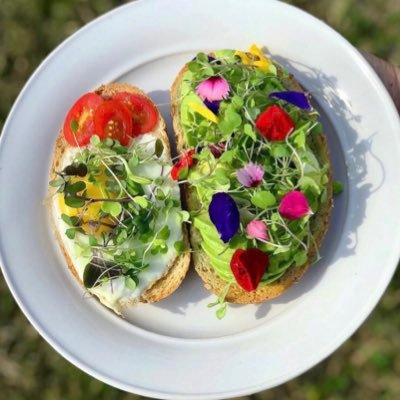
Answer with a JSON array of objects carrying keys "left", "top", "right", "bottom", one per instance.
[
  {"left": 237, "top": 163, "right": 264, "bottom": 187},
  {"left": 278, "top": 191, "right": 311, "bottom": 220},
  {"left": 196, "top": 76, "right": 230, "bottom": 102},
  {"left": 246, "top": 220, "right": 269, "bottom": 241}
]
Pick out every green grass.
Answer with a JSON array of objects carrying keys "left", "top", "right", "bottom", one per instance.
[{"left": 0, "top": 1, "right": 399, "bottom": 399}]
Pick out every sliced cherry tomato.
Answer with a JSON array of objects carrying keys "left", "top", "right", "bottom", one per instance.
[
  {"left": 63, "top": 93, "right": 104, "bottom": 146},
  {"left": 93, "top": 100, "right": 132, "bottom": 146},
  {"left": 112, "top": 92, "right": 158, "bottom": 136}
]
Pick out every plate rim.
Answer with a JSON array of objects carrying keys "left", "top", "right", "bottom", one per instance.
[{"left": 1, "top": 0, "right": 400, "bottom": 398}]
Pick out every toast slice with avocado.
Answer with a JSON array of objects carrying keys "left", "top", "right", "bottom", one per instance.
[
  {"left": 170, "top": 45, "right": 332, "bottom": 312},
  {"left": 48, "top": 83, "right": 190, "bottom": 315}
]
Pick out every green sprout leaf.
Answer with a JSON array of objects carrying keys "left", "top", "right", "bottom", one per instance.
[
  {"left": 101, "top": 202, "right": 122, "bottom": 217},
  {"left": 271, "top": 143, "right": 290, "bottom": 158},
  {"left": 89, "top": 235, "right": 98, "bottom": 246},
  {"left": 133, "top": 196, "right": 149, "bottom": 209},
  {"left": 125, "top": 276, "right": 137, "bottom": 290},
  {"left": 231, "top": 95, "right": 244, "bottom": 109},
  {"left": 160, "top": 244, "right": 169, "bottom": 254},
  {"left": 216, "top": 304, "right": 227, "bottom": 320},
  {"left": 61, "top": 214, "right": 79, "bottom": 226},
  {"left": 70, "top": 119, "right": 79, "bottom": 134},
  {"left": 299, "top": 176, "right": 321, "bottom": 196},
  {"left": 49, "top": 178, "right": 64, "bottom": 187},
  {"left": 155, "top": 139, "right": 164, "bottom": 158},
  {"left": 177, "top": 210, "right": 190, "bottom": 223},
  {"left": 154, "top": 177, "right": 164, "bottom": 186},
  {"left": 65, "top": 181, "right": 86, "bottom": 194},
  {"left": 293, "top": 131, "right": 306, "bottom": 149},
  {"left": 333, "top": 180, "right": 344, "bottom": 195},
  {"left": 155, "top": 188, "right": 165, "bottom": 200},
  {"left": 251, "top": 191, "right": 276, "bottom": 208},
  {"left": 158, "top": 225, "right": 170, "bottom": 240},
  {"left": 115, "top": 229, "right": 128, "bottom": 245},
  {"left": 218, "top": 107, "right": 242, "bottom": 135},
  {"left": 174, "top": 240, "right": 185, "bottom": 254},
  {"left": 129, "top": 174, "right": 152, "bottom": 185},
  {"left": 294, "top": 250, "right": 308, "bottom": 266},
  {"left": 311, "top": 122, "right": 322, "bottom": 135},
  {"left": 65, "top": 228, "right": 76, "bottom": 239},
  {"left": 64, "top": 195, "right": 85, "bottom": 208},
  {"left": 177, "top": 166, "right": 189, "bottom": 180},
  {"left": 243, "top": 123, "right": 257, "bottom": 141},
  {"left": 90, "top": 135, "right": 100, "bottom": 146},
  {"left": 128, "top": 155, "right": 139, "bottom": 170},
  {"left": 126, "top": 179, "right": 143, "bottom": 196}
]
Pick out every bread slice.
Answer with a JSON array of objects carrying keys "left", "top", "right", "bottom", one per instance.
[
  {"left": 49, "top": 83, "right": 190, "bottom": 312},
  {"left": 171, "top": 59, "right": 333, "bottom": 304}
]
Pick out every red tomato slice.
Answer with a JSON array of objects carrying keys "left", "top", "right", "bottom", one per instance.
[
  {"left": 63, "top": 93, "right": 104, "bottom": 146},
  {"left": 112, "top": 92, "right": 158, "bottom": 136},
  {"left": 93, "top": 100, "right": 132, "bottom": 146}
]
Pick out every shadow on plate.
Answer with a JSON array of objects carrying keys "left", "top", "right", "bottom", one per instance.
[{"left": 150, "top": 268, "right": 210, "bottom": 316}]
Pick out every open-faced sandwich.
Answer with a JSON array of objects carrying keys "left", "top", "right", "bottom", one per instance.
[
  {"left": 49, "top": 83, "right": 190, "bottom": 315},
  {"left": 171, "top": 45, "right": 332, "bottom": 317}
]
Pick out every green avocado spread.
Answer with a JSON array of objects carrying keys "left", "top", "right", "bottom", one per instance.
[{"left": 179, "top": 47, "right": 330, "bottom": 285}]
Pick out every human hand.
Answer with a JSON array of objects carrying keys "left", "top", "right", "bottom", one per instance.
[{"left": 362, "top": 52, "right": 400, "bottom": 113}]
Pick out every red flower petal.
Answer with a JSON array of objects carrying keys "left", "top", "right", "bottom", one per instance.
[
  {"left": 255, "top": 105, "right": 295, "bottom": 141},
  {"left": 209, "top": 142, "right": 225, "bottom": 158},
  {"left": 230, "top": 248, "right": 269, "bottom": 292},
  {"left": 171, "top": 150, "right": 195, "bottom": 181}
]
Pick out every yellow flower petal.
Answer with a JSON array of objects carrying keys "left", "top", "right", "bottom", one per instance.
[
  {"left": 235, "top": 44, "right": 272, "bottom": 72},
  {"left": 249, "top": 43, "right": 271, "bottom": 71},
  {"left": 249, "top": 44, "right": 264, "bottom": 58},
  {"left": 234, "top": 50, "right": 251, "bottom": 65},
  {"left": 189, "top": 101, "right": 218, "bottom": 124},
  {"left": 253, "top": 60, "right": 269, "bottom": 72}
]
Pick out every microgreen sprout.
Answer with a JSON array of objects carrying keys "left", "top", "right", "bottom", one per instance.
[{"left": 50, "top": 136, "right": 184, "bottom": 291}]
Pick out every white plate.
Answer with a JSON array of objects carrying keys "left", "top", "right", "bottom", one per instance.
[{"left": 1, "top": 0, "right": 400, "bottom": 398}]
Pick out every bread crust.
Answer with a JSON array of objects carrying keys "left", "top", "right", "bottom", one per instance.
[
  {"left": 171, "top": 58, "right": 333, "bottom": 304},
  {"left": 48, "top": 83, "right": 190, "bottom": 309}
]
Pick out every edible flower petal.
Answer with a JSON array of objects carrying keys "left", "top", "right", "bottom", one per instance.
[
  {"left": 208, "top": 192, "right": 240, "bottom": 243},
  {"left": 246, "top": 220, "right": 269, "bottom": 241},
  {"left": 171, "top": 149, "right": 195, "bottom": 181},
  {"left": 196, "top": 76, "right": 230, "bottom": 102},
  {"left": 209, "top": 142, "right": 225, "bottom": 158},
  {"left": 203, "top": 99, "right": 221, "bottom": 114},
  {"left": 235, "top": 44, "right": 271, "bottom": 72},
  {"left": 278, "top": 190, "right": 312, "bottom": 220},
  {"left": 269, "top": 91, "right": 311, "bottom": 111},
  {"left": 255, "top": 105, "right": 295, "bottom": 141},
  {"left": 230, "top": 248, "right": 269, "bottom": 292},
  {"left": 207, "top": 55, "right": 221, "bottom": 65},
  {"left": 189, "top": 101, "right": 218, "bottom": 123},
  {"left": 191, "top": 55, "right": 221, "bottom": 64},
  {"left": 236, "top": 163, "right": 264, "bottom": 187}
]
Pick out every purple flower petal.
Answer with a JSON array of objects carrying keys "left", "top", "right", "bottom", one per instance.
[
  {"left": 191, "top": 55, "right": 221, "bottom": 65},
  {"left": 196, "top": 76, "right": 230, "bottom": 102},
  {"left": 246, "top": 220, "right": 269, "bottom": 241},
  {"left": 203, "top": 99, "right": 220, "bottom": 114},
  {"left": 237, "top": 163, "right": 264, "bottom": 187},
  {"left": 209, "top": 193, "right": 240, "bottom": 243},
  {"left": 269, "top": 91, "right": 312, "bottom": 111},
  {"left": 207, "top": 56, "right": 221, "bottom": 65},
  {"left": 278, "top": 191, "right": 312, "bottom": 220}
]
